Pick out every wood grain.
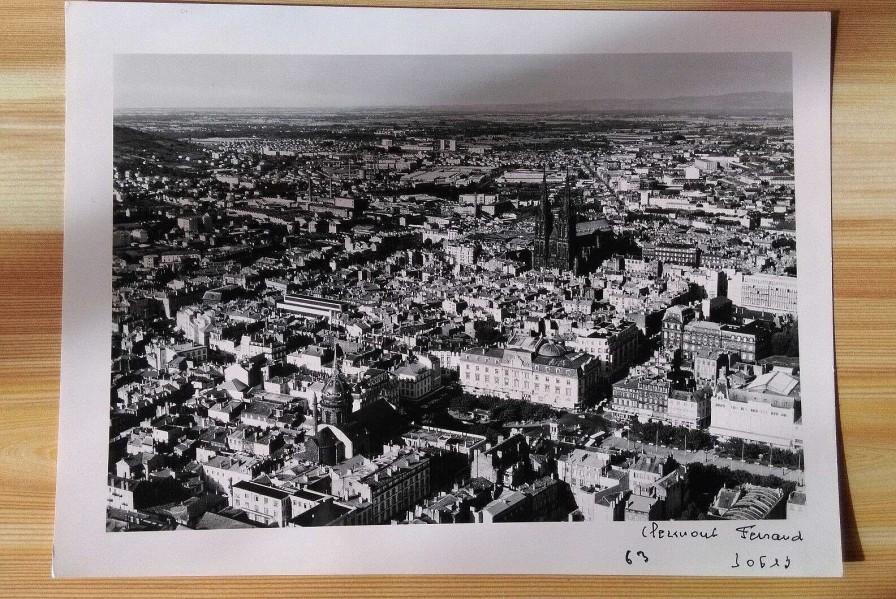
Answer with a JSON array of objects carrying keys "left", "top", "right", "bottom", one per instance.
[{"left": 1, "top": 0, "right": 894, "bottom": 595}]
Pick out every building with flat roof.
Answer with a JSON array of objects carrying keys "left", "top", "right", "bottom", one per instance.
[
  {"left": 400, "top": 425, "right": 488, "bottom": 460},
  {"left": 642, "top": 242, "right": 700, "bottom": 267},
  {"left": 231, "top": 480, "right": 292, "bottom": 527},
  {"left": 277, "top": 294, "right": 346, "bottom": 320},
  {"left": 727, "top": 272, "right": 798, "bottom": 315},
  {"left": 709, "top": 370, "right": 802, "bottom": 448}
]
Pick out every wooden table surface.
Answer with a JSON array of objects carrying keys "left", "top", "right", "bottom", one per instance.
[{"left": 1, "top": 0, "right": 894, "bottom": 596}]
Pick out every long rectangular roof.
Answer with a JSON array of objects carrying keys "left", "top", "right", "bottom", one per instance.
[{"left": 233, "top": 480, "right": 291, "bottom": 500}]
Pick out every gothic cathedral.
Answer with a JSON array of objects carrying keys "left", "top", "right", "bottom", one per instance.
[{"left": 533, "top": 170, "right": 579, "bottom": 273}]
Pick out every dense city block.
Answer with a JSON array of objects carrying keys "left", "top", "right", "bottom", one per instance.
[{"left": 107, "top": 107, "right": 806, "bottom": 531}]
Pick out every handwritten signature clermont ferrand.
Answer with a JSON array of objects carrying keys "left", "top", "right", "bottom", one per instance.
[
  {"left": 640, "top": 522, "right": 804, "bottom": 542},
  {"left": 626, "top": 523, "right": 804, "bottom": 570}
]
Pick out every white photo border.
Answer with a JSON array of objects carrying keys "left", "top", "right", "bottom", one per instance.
[{"left": 57, "top": 2, "right": 838, "bottom": 577}]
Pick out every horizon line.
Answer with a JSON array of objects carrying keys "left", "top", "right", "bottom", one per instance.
[{"left": 113, "top": 90, "right": 793, "bottom": 114}]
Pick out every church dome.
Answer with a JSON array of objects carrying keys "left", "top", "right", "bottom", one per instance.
[
  {"left": 538, "top": 341, "right": 567, "bottom": 357},
  {"left": 320, "top": 371, "right": 352, "bottom": 406}
]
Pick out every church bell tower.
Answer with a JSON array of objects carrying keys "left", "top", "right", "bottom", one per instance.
[
  {"left": 533, "top": 167, "right": 552, "bottom": 269},
  {"left": 318, "top": 341, "right": 352, "bottom": 427}
]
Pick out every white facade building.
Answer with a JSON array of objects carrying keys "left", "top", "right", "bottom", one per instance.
[
  {"left": 393, "top": 355, "right": 442, "bottom": 403},
  {"left": 568, "top": 320, "right": 639, "bottom": 383},
  {"left": 459, "top": 335, "right": 601, "bottom": 410},
  {"left": 727, "top": 272, "right": 798, "bottom": 315},
  {"left": 709, "top": 370, "right": 802, "bottom": 448}
]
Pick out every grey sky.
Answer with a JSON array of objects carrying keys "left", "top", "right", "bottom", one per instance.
[{"left": 114, "top": 53, "right": 791, "bottom": 110}]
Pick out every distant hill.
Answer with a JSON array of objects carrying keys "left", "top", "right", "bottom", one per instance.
[
  {"left": 583, "top": 91, "right": 793, "bottom": 116},
  {"left": 432, "top": 91, "right": 793, "bottom": 117}
]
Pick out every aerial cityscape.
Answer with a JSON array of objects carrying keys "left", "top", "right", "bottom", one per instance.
[{"left": 107, "top": 54, "right": 806, "bottom": 531}]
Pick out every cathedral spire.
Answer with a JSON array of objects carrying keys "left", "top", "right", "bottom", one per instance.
[
  {"left": 332, "top": 334, "right": 340, "bottom": 374},
  {"left": 319, "top": 332, "right": 351, "bottom": 426},
  {"left": 564, "top": 166, "right": 572, "bottom": 207},
  {"left": 533, "top": 162, "right": 553, "bottom": 270}
]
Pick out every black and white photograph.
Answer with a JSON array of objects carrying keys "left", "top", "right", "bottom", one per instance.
[
  {"left": 57, "top": 4, "right": 838, "bottom": 577},
  {"left": 108, "top": 52, "right": 806, "bottom": 530}
]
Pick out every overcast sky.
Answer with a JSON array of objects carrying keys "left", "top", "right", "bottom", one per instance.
[{"left": 115, "top": 53, "right": 791, "bottom": 110}]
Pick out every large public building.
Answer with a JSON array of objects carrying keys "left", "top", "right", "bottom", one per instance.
[
  {"left": 662, "top": 305, "right": 770, "bottom": 364},
  {"left": 727, "top": 272, "right": 799, "bottom": 315},
  {"left": 458, "top": 335, "right": 601, "bottom": 410},
  {"left": 709, "top": 368, "right": 803, "bottom": 449}
]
